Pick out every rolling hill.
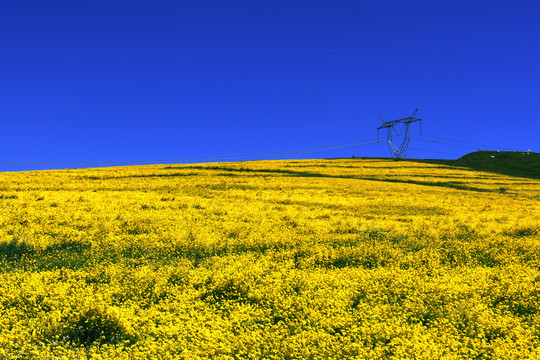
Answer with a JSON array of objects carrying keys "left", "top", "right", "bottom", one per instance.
[
  {"left": 0, "top": 155, "right": 539, "bottom": 359},
  {"left": 419, "top": 150, "right": 540, "bottom": 180}
]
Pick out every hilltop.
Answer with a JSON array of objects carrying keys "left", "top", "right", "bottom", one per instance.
[
  {"left": 409, "top": 150, "right": 540, "bottom": 180},
  {"left": 444, "top": 150, "right": 539, "bottom": 179},
  {"left": 453, "top": 150, "right": 540, "bottom": 179}
]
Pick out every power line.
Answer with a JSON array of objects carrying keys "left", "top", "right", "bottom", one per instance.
[
  {"left": 408, "top": 147, "right": 462, "bottom": 156},
  {"left": 0, "top": 124, "right": 522, "bottom": 169},
  {"left": 291, "top": 140, "right": 380, "bottom": 156},
  {"left": 419, "top": 133, "right": 516, "bottom": 151},
  {"left": 414, "top": 136, "right": 479, "bottom": 149},
  {"left": 1, "top": 119, "right": 371, "bottom": 143},
  {"left": 0, "top": 138, "right": 379, "bottom": 167}
]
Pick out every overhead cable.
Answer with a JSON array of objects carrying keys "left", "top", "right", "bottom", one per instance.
[
  {"left": 414, "top": 137, "right": 480, "bottom": 149},
  {"left": 419, "top": 134, "right": 516, "bottom": 151},
  {"left": 0, "top": 138, "right": 379, "bottom": 167},
  {"left": 408, "top": 147, "right": 462, "bottom": 156}
]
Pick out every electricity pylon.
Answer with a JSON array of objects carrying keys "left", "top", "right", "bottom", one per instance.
[{"left": 377, "top": 109, "right": 422, "bottom": 159}]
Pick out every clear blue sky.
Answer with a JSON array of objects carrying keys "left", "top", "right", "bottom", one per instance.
[{"left": 1, "top": 0, "right": 539, "bottom": 171}]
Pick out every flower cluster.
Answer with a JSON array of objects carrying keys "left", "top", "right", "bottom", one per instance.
[{"left": 0, "top": 159, "right": 538, "bottom": 359}]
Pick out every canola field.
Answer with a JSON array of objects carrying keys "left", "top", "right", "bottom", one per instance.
[{"left": 0, "top": 158, "right": 539, "bottom": 359}]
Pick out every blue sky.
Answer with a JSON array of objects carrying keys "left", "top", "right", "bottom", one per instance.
[{"left": 1, "top": 0, "right": 539, "bottom": 171}]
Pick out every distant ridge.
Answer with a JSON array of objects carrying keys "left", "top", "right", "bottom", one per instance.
[{"left": 450, "top": 151, "right": 540, "bottom": 179}]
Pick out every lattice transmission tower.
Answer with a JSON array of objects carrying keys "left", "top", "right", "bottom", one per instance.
[{"left": 377, "top": 109, "right": 422, "bottom": 159}]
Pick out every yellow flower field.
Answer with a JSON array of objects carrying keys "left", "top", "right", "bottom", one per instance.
[{"left": 0, "top": 158, "right": 539, "bottom": 359}]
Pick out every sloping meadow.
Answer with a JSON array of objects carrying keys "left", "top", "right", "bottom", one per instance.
[{"left": 0, "top": 159, "right": 539, "bottom": 359}]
